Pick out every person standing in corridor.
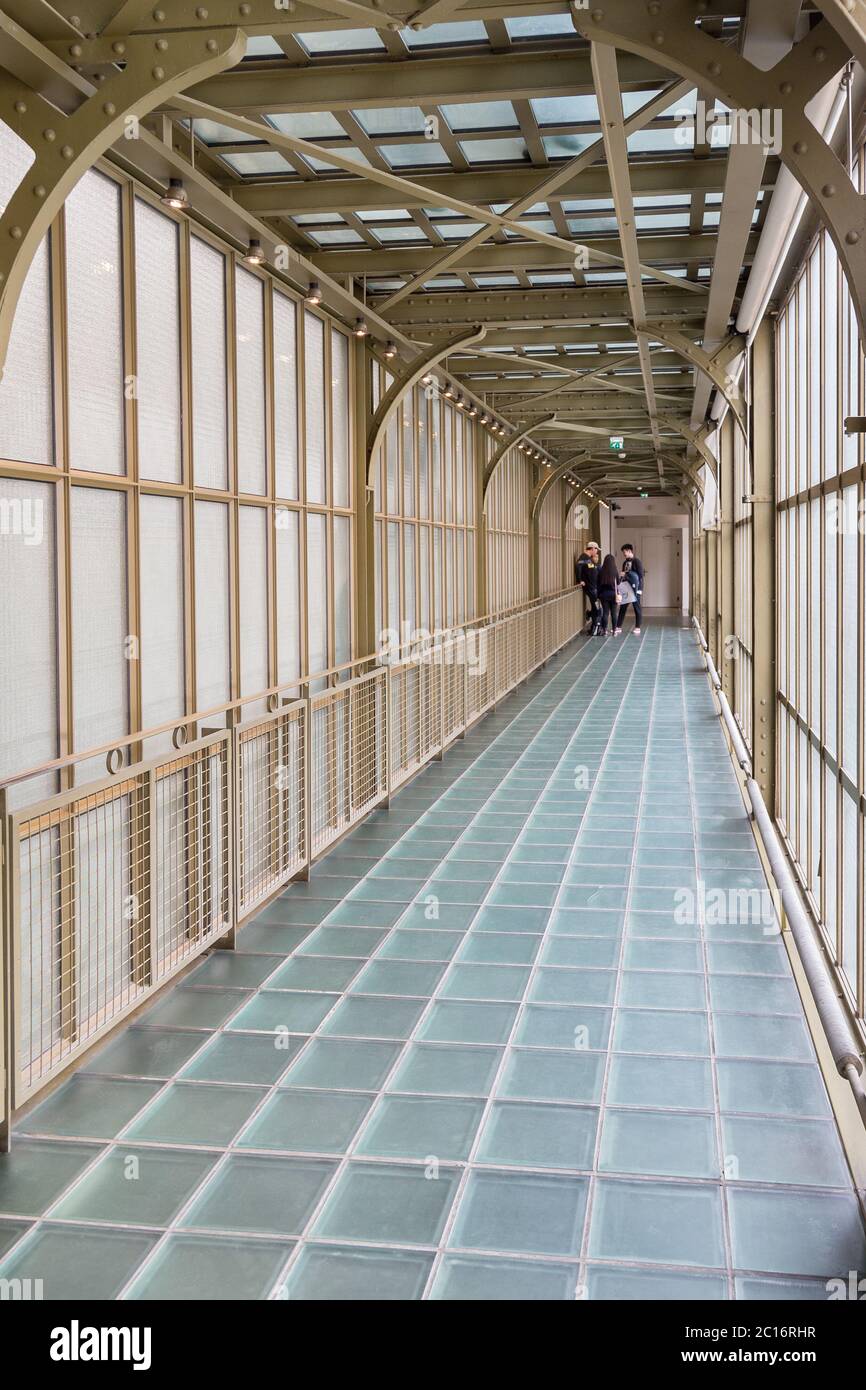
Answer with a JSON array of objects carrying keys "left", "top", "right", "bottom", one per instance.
[
  {"left": 596, "top": 553, "right": 620, "bottom": 635},
  {"left": 615, "top": 542, "right": 644, "bottom": 635},
  {"left": 575, "top": 541, "right": 601, "bottom": 634}
]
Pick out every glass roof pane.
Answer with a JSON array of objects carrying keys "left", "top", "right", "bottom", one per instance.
[
  {"left": 460, "top": 138, "right": 528, "bottom": 163},
  {"left": 355, "top": 106, "right": 427, "bottom": 136},
  {"left": 621, "top": 88, "right": 664, "bottom": 117},
  {"left": 302, "top": 147, "right": 372, "bottom": 172},
  {"left": 267, "top": 112, "right": 345, "bottom": 139},
  {"left": 307, "top": 229, "right": 365, "bottom": 245},
  {"left": 566, "top": 216, "right": 618, "bottom": 234},
  {"left": 380, "top": 143, "right": 450, "bottom": 167},
  {"left": 474, "top": 274, "right": 521, "bottom": 286},
  {"left": 367, "top": 279, "right": 405, "bottom": 291},
  {"left": 703, "top": 210, "right": 721, "bottom": 228},
  {"left": 633, "top": 194, "right": 691, "bottom": 207},
  {"left": 635, "top": 212, "right": 691, "bottom": 230},
  {"left": 298, "top": 30, "right": 385, "bottom": 54},
  {"left": 628, "top": 128, "right": 693, "bottom": 153},
  {"left": 514, "top": 217, "right": 556, "bottom": 235},
  {"left": 490, "top": 202, "right": 548, "bottom": 215},
  {"left": 437, "top": 222, "right": 486, "bottom": 239},
  {"left": 505, "top": 15, "right": 575, "bottom": 36},
  {"left": 542, "top": 134, "right": 594, "bottom": 160},
  {"left": 442, "top": 101, "right": 518, "bottom": 131},
  {"left": 658, "top": 88, "right": 697, "bottom": 120},
  {"left": 530, "top": 95, "right": 599, "bottom": 126},
  {"left": 220, "top": 151, "right": 294, "bottom": 176},
  {"left": 424, "top": 275, "right": 466, "bottom": 287},
  {"left": 371, "top": 225, "right": 429, "bottom": 242},
  {"left": 292, "top": 213, "right": 346, "bottom": 225},
  {"left": 186, "top": 117, "right": 260, "bottom": 145},
  {"left": 528, "top": 272, "right": 576, "bottom": 285},
  {"left": 403, "top": 22, "right": 487, "bottom": 45},
  {"left": 424, "top": 207, "right": 462, "bottom": 218},
  {"left": 245, "top": 37, "right": 284, "bottom": 57},
  {"left": 356, "top": 208, "right": 413, "bottom": 221},
  {"left": 561, "top": 198, "right": 614, "bottom": 212}
]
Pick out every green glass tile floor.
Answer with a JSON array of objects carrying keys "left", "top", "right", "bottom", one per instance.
[{"left": 2, "top": 623, "right": 865, "bottom": 1301}]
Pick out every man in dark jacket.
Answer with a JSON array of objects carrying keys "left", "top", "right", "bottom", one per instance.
[
  {"left": 575, "top": 541, "right": 601, "bottom": 633},
  {"left": 616, "top": 543, "right": 644, "bottom": 634}
]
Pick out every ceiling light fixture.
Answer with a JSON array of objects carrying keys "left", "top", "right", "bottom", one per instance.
[
  {"left": 242, "top": 238, "right": 265, "bottom": 267},
  {"left": 353, "top": 317, "right": 368, "bottom": 338},
  {"left": 304, "top": 281, "right": 322, "bottom": 306},
  {"left": 161, "top": 178, "right": 189, "bottom": 211},
  {"left": 383, "top": 340, "right": 397, "bottom": 360}
]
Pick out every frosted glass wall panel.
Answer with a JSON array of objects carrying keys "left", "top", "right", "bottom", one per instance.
[
  {"left": 236, "top": 268, "right": 267, "bottom": 495},
  {"left": 70, "top": 486, "right": 128, "bottom": 758},
  {"left": 274, "top": 292, "right": 299, "bottom": 498},
  {"left": 194, "top": 500, "right": 231, "bottom": 710},
  {"left": 134, "top": 200, "right": 181, "bottom": 482},
  {"left": 305, "top": 312, "right": 326, "bottom": 503},
  {"left": 191, "top": 237, "right": 229, "bottom": 489},
  {"left": 66, "top": 172, "right": 125, "bottom": 475},
  {"left": 139, "top": 494, "right": 185, "bottom": 732}
]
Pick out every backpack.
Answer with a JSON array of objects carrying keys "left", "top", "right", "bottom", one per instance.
[{"left": 616, "top": 581, "right": 634, "bottom": 606}]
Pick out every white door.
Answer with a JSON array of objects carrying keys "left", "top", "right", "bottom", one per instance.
[{"left": 642, "top": 532, "right": 682, "bottom": 608}]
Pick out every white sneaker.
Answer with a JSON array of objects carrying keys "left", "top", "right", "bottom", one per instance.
[
  {"left": 614, "top": 628, "right": 622, "bottom": 636},
  {"left": 633, "top": 628, "right": 641, "bottom": 635}
]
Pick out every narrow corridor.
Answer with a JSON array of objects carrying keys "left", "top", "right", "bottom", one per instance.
[{"left": 1, "top": 623, "right": 864, "bottom": 1300}]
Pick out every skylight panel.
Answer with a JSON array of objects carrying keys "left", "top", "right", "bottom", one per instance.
[
  {"left": 505, "top": 15, "right": 575, "bottom": 37},
  {"left": 298, "top": 30, "right": 385, "bottom": 54},
  {"left": 566, "top": 216, "right": 618, "bottom": 234},
  {"left": 627, "top": 128, "right": 694, "bottom": 154},
  {"left": 461, "top": 138, "right": 527, "bottom": 163},
  {"left": 186, "top": 118, "right": 260, "bottom": 145},
  {"left": 442, "top": 102, "right": 518, "bottom": 131},
  {"left": 403, "top": 22, "right": 488, "bottom": 45},
  {"left": 355, "top": 106, "right": 427, "bottom": 136},
  {"left": 542, "top": 134, "right": 593, "bottom": 160},
  {"left": 530, "top": 95, "right": 599, "bottom": 126},
  {"left": 220, "top": 151, "right": 294, "bottom": 176},
  {"left": 267, "top": 112, "right": 345, "bottom": 140},
  {"left": 437, "top": 222, "right": 487, "bottom": 239},
  {"left": 301, "top": 147, "right": 373, "bottom": 172},
  {"left": 307, "top": 228, "right": 365, "bottom": 245},
  {"left": 356, "top": 208, "right": 413, "bottom": 221},
  {"left": 634, "top": 212, "right": 690, "bottom": 229},
  {"left": 474, "top": 274, "right": 521, "bottom": 286},
  {"left": 244, "top": 37, "right": 284, "bottom": 57},
  {"left": 371, "top": 225, "right": 429, "bottom": 242},
  {"left": 380, "top": 143, "right": 450, "bottom": 167}
]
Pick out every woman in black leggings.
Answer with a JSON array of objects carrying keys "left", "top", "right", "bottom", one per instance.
[{"left": 595, "top": 553, "right": 620, "bottom": 634}]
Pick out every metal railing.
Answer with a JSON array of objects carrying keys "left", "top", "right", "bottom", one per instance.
[
  {"left": 691, "top": 617, "right": 866, "bottom": 1126},
  {"left": 0, "top": 586, "right": 586, "bottom": 1137}
]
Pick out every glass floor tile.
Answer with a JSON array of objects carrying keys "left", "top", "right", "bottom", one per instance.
[{"left": 3, "top": 625, "right": 863, "bottom": 1300}]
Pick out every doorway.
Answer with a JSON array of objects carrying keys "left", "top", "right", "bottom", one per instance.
[{"left": 642, "top": 531, "right": 682, "bottom": 609}]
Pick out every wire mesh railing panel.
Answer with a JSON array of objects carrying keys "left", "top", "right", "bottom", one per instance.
[
  {"left": 235, "top": 702, "right": 306, "bottom": 921},
  {"left": 1, "top": 591, "right": 585, "bottom": 1117},
  {"left": 441, "top": 636, "right": 467, "bottom": 745},
  {"left": 7, "top": 733, "right": 231, "bottom": 1104},
  {"left": 310, "top": 669, "right": 386, "bottom": 855}
]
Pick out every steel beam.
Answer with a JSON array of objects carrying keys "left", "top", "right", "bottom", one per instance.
[
  {"left": 571, "top": 3, "right": 866, "bottom": 345},
  {"left": 366, "top": 324, "right": 486, "bottom": 480},
  {"left": 0, "top": 19, "right": 245, "bottom": 377}
]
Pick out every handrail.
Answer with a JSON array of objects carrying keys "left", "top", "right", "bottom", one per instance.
[
  {"left": 0, "top": 584, "right": 583, "bottom": 792},
  {"left": 691, "top": 617, "right": 866, "bottom": 1125}
]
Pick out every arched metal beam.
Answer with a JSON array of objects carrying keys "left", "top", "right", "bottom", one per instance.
[
  {"left": 530, "top": 452, "right": 591, "bottom": 522},
  {"left": 655, "top": 417, "right": 719, "bottom": 482},
  {"left": 813, "top": 1, "right": 866, "bottom": 74},
  {"left": 0, "top": 19, "right": 246, "bottom": 376},
  {"left": 643, "top": 324, "right": 748, "bottom": 442},
  {"left": 366, "top": 325, "right": 486, "bottom": 483},
  {"left": 482, "top": 415, "right": 556, "bottom": 505},
  {"left": 572, "top": 5, "right": 866, "bottom": 345}
]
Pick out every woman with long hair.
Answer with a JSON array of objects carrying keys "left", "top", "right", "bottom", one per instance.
[{"left": 596, "top": 553, "right": 620, "bottom": 635}]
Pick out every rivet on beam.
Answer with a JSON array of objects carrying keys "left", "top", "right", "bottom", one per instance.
[{"left": 112, "top": 41, "right": 126, "bottom": 55}]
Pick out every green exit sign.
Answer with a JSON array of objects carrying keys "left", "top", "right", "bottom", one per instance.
[{"left": 609, "top": 435, "right": 624, "bottom": 451}]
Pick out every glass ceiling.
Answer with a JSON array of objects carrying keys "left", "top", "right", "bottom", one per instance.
[{"left": 184, "top": 6, "right": 772, "bottom": 441}]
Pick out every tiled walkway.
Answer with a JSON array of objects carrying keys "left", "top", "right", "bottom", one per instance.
[{"left": 1, "top": 623, "right": 864, "bottom": 1300}]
